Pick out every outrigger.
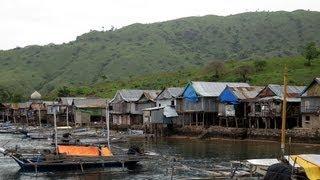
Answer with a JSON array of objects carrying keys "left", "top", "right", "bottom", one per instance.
[{"left": 0, "top": 102, "right": 151, "bottom": 172}]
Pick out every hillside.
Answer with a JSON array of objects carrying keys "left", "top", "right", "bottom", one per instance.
[
  {"left": 0, "top": 10, "right": 320, "bottom": 97},
  {"left": 48, "top": 56, "right": 319, "bottom": 99}
]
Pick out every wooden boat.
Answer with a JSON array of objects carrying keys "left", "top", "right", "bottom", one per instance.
[
  {"left": 0, "top": 145, "right": 148, "bottom": 172},
  {"left": 0, "top": 104, "right": 150, "bottom": 173}
]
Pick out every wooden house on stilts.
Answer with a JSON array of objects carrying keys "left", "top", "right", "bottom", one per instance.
[
  {"left": 218, "top": 86, "right": 264, "bottom": 128},
  {"left": 248, "top": 84, "right": 305, "bottom": 129},
  {"left": 300, "top": 78, "right": 320, "bottom": 129},
  {"left": 110, "top": 90, "right": 160, "bottom": 126},
  {"left": 176, "top": 81, "right": 249, "bottom": 127}
]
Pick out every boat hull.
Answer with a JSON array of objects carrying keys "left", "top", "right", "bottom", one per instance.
[{"left": 14, "top": 158, "right": 139, "bottom": 172}]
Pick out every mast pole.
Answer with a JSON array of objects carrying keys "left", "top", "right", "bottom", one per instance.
[
  {"left": 66, "top": 106, "right": 69, "bottom": 127},
  {"left": 106, "top": 100, "right": 110, "bottom": 149},
  {"left": 281, "top": 65, "right": 288, "bottom": 156},
  {"left": 53, "top": 105, "right": 58, "bottom": 152}
]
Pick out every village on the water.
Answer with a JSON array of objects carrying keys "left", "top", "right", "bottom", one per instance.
[
  {"left": 0, "top": 75, "right": 319, "bottom": 179},
  {"left": 1, "top": 1, "right": 320, "bottom": 179}
]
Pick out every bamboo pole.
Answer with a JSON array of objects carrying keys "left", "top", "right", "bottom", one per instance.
[
  {"left": 105, "top": 101, "right": 110, "bottom": 149},
  {"left": 38, "top": 108, "right": 42, "bottom": 127},
  {"left": 281, "top": 66, "right": 288, "bottom": 156},
  {"left": 53, "top": 107, "right": 58, "bottom": 152},
  {"left": 66, "top": 106, "right": 69, "bottom": 127}
]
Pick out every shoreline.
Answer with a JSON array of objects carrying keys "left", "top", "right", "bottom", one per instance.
[{"left": 164, "top": 135, "right": 320, "bottom": 147}]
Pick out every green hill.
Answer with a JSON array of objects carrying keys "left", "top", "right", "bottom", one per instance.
[
  {"left": 50, "top": 56, "right": 319, "bottom": 99},
  {"left": 0, "top": 10, "right": 320, "bottom": 98}
]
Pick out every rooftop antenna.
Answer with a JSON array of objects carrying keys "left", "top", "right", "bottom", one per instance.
[{"left": 280, "top": 65, "right": 288, "bottom": 157}]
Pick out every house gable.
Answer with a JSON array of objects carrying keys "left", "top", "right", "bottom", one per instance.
[
  {"left": 183, "top": 84, "right": 198, "bottom": 102},
  {"left": 219, "top": 87, "right": 239, "bottom": 104},
  {"left": 257, "top": 86, "right": 276, "bottom": 98}
]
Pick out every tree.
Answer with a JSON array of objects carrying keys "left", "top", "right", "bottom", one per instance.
[
  {"left": 57, "top": 86, "right": 72, "bottom": 97},
  {"left": 302, "top": 42, "right": 319, "bottom": 66},
  {"left": 254, "top": 60, "right": 267, "bottom": 72},
  {"left": 204, "top": 61, "right": 226, "bottom": 80},
  {"left": 236, "top": 65, "right": 253, "bottom": 82}
]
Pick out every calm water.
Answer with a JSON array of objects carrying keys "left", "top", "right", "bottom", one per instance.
[{"left": 0, "top": 134, "right": 320, "bottom": 180}]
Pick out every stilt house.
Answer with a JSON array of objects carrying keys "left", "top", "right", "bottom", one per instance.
[
  {"left": 156, "top": 87, "right": 184, "bottom": 107},
  {"left": 110, "top": 90, "right": 151, "bottom": 125},
  {"left": 176, "top": 81, "right": 249, "bottom": 126},
  {"left": 300, "top": 78, "right": 320, "bottom": 129},
  {"left": 218, "top": 86, "right": 264, "bottom": 127},
  {"left": 248, "top": 84, "right": 305, "bottom": 129},
  {"left": 73, "top": 98, "right": 107, "bottom": 126},
  {"left": 110, "top": 90, "right": 160, "bottom": 125}
]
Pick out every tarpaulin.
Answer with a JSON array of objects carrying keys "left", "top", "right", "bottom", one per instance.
[
  {"left": 219, "top": 87, "right": 239, "bottom": 104},
  {"left": 291, "top": 154, "right": 320, "bottom": 180},
  {"left": 58, "top": 145, "right": 112, "bottom": 157},
  {"left": 183, "top": 84, "right": 198, "bottom": 102}
]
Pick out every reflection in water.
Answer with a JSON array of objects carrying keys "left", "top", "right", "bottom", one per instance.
[{"left": 1, "top": 134, "right": 320, "bottom": 179}]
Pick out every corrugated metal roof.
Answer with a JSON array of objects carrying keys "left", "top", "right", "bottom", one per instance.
[
  {"left": 164, "top": 106, "right": 178, "bottom": 117},
  {"left": 268, "top": 84, "right": 305, "bottom": 98},
  {"left": 142, "top": 106, "right": 178, "bottom": 117},
  {"left": 30, "top": 103, "right": 46, "bottom": 110},
  {"left": 301, "top": 77, "right": 320, "bottom": 96},
  {"left": 167, "top": 87, "right": 184, "bottom": 98},
  {"left": 190, "top": 81, "right": 250, "bottom": 97},
  {"left": 59, "top": 97, "right": 87, "bottom": 106},
  {"left": 257, "top": 96, "right": 301, "bottom": 102},
  {"left": 142, "top": 90, "right": 161, "bottom": 101},
  {"left": 43, "top": 101, "right": 57, "bottom": 106},
  {"left": 156, "top": 87, "right": 184, "bottom": 100},
  {"left": 19, "top": 102, "right": 32, "bottom": 109},
  {"left": 118, "top": 89, "right": 144, "bottom": 102},
  {"left": 231, "top": 86, "right": 264, "bottom": 100},
  {"left": 73, "top": 98, "right": 107, "bottom": 108},
  {"left": 11, "top": 102, "right": 31, "bottom": 109}
]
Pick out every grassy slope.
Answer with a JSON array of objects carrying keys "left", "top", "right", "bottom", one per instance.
[
  {"left": 51, "top": 56, "right": 318, "bottom": 99},
  {"left": 0, "top": 10, "right": 320, "bottom": 97}
]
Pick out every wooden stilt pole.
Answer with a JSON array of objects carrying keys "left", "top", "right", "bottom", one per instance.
[
  {"left": 66, "top": 106, "right": 69, "bottom": 127},
  {"left": 235, "top": 117, "right": 238, "bottom": 128},
  {"left": 182, "top": 113, "right": 185, "bottom": 126},
  {"left": 38, "top": 108, "right": 42, "bottom": 127},
  {"left": 202, "top": 112, "right": 205, "bottom": 127},
  {"left": 196, "top": 113, "right": 198, "bottom": 126},
  {"left": 281, "top": 66, "right": 288, "bottom": 156},
  {"left": 226, "top": 118, "right": 229, "bottom": 127}
]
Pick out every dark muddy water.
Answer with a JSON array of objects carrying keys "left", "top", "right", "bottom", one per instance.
[{"left": 0, "top": 134, "right": 319, "bottom": 180}]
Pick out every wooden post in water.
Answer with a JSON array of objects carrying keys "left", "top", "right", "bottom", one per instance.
[
  {"left": 53, "top": 105, "right": 58, "bottom": 153},
  {"left": 38, "top": 108, "right": 42, "bottom": 127},
  {"left": 105, "top": 100, "right": 110, "bottom": 149},
  {"left": 195, "top": 113, "right": 198, "bottom": 126},
  {"left": 281, "top": 66, "right": 288, "bottom": 156},
  {"left": 202, "top": 112, "right": 205, "bottom": 127},
  {"left": 66, "top": 106, "right": 69, "bottom": 127}
]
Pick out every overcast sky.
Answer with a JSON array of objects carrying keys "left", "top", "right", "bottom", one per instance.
[{"left": 1, "top": 0, "right": 319, "bottom": 50}]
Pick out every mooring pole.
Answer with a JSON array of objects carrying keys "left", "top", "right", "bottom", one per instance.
[
  {"left": 53, "top": 105, "right": 58, "bottom": 153},
  {"left": 66, "top": 106, "right": 69, "bottom": 127},
  {"left": 281, "top": 66, "right": 288, "bottom": 157},
  {"left": 105, "top": 100, "right": 110, "bottom": 149},
  {"left": 38, "top": 108, "right": 42, "bottom": 127}
]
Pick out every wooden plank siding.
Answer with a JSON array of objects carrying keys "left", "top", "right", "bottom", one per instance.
[{"left": 176, "top": 97, "right": 218, "bottom": 113}]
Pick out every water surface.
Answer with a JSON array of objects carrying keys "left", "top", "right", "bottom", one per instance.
[{"left": 0, "top": 134, "right": 319, "bottom": 179}]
